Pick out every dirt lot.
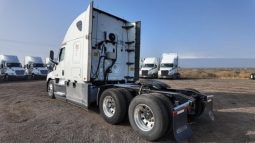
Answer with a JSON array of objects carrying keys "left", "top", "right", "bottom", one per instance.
[
  {"left": 0, "top": 79, "right": 255, "bottom": 143},
  {"left": 180, "top": 68, "right": 255, "bottom": 79}
]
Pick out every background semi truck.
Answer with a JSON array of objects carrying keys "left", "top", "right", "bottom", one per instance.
[
  {"left": 46, "top": 3, "right": 214, "bottom": 142},
  {"left": 0, "top": 55, "right": 26, "bottom": 80},
  {"left": 158, "top": 53, "right": 180, "bottom": 79},
  {"left": 251, "top": 73, "right": 255, "bottom": 80},
  {"left": 24, "top": 56, "right": 48, "bottom": 79},
  {"left": 139, "top": 57, "right": 159, "bottom": 78}
]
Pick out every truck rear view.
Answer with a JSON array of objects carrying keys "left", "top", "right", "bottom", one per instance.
[{"left": 46, "top": 3, "right": 214, "bottom": 142}]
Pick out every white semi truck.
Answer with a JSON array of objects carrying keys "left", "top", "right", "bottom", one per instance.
[
  {"left": 24, "top": 56, "right": 48, "bottom": 79},
  {"left": 250, "top": 73, "right": 255, "bottom": 80},
  {"left": 139, "top": 57, "right": 159, "bottom": 78},
  {"left": 158, "top": 53, "right": 180, "bottom": 79},
  {"left": 0, "top": 55, "right": 26, "bottom": 80},
  {"left": 46, "top": 3, "right": 214, "bottom": 142}
]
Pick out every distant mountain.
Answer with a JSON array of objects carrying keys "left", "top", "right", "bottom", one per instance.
[{"left": 179, "top": 58, "right": 255, "bottom": 68}]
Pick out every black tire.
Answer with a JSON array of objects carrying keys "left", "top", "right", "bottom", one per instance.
[
  {"left": 172, "top": 74, "right": 177, "bottom": 80},
  {"left": 129, "top": 94, "right": 169, "bottom": 141},
  {"left": 116, "top": 88, "right": 133, "bottom": 104},
  {"left": 32, "top": 74, "right": 35, "bottom": 80},
  {"left": 150, "top": 93, "right": 174, "bottom": 111},
  {"left": 150, "top": 93, "right": 173, "bottom": 133},
  {"left": 99, "top": 88, "right": 127, "bottom": 125},
  {"left": 176, "top": 73, "right": 181, "bottom": 79},
  {"left": 116, "top": 88, "right": 134, "bottom": 120},
  {"left": 47, "top": 80, "right": 55, "bottom": 99},
  {"left": 4, "top": 74, "right": 9, "bottom": 81},
  {"left": 24, "top": 76, "right": 28, "bottom": 80},
  {"left": 154, "top": 73, "right": 158, "bottom": 79}
]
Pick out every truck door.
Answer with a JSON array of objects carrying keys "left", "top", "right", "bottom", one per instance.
[
  {"left": 56, "top": 47, "right": 65, "bottom": 78},
  {"left": 54, "top": 47, "right": 66, "bottom": 95}
]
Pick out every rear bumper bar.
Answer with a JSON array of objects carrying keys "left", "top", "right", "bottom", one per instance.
[{"left": 172, "top": 95, "right": 214, "bottom": 142}]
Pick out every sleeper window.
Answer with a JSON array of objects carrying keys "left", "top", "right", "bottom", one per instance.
[{"left": 76, "top": 21, "right": 82, "bottom": 31}]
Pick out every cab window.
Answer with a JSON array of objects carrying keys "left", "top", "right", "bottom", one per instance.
[{"left": 59, "top": 47, "right": 65, "bottom": 62}]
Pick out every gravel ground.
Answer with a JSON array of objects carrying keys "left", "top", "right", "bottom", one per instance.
[{"left": 0, "top": 79, "right": 255, "bottom": 143}]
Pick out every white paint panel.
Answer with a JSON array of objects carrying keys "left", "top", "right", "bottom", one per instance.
[
  {"left": 72, "top": 42, "right": 81, "bottom": 64},
  {"left": 72, "top": 68, "right": 81, "bottom": 79}
]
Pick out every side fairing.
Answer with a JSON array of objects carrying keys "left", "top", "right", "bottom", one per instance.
[{"left": 61, "top": 4, "right": 93, "bottom": 83}]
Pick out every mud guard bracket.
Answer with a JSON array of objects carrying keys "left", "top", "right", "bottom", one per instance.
[
  {"left": 202, "top": 95, "right": 215, "bottom": 121},
  {"left": 173, "top": 101, "right": 192, "bottom": 142}
]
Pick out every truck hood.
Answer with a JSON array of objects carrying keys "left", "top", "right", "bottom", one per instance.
[
  {"left": 9, "top": 67, "right": 25, "bottom": 71},
  {"left": 159, "top": 67, "right": 173, "bottom": 71},
  {"left": 141, "top": 67, "right": 154, "bottom": 71},
  {"left": 33, "top": 67, "right": 48, "bottom": 71},
  {"left": 6, "top": 67, "right": 25, "bottom": 75}
]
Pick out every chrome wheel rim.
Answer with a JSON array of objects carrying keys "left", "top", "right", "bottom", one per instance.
[
  {"left": 134, "top": 104, "right": 155, "bottom": 132},
  {"left": 103, "top": 96, "right": 116, "bottom": 118},
  {"left": 48, "top": 82, "right": 53, "bottom": 97}
]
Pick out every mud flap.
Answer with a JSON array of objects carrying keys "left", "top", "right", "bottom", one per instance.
[
  {"left": 202, "top": 95, "right": 215, "bottom": 121},
  {"left": 173, "top": 102, "right": 192, "bottom": 142}
]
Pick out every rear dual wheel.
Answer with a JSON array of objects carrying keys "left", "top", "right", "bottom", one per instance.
[
  {"left": 173, "top": 73, "right": 181, "bottom": 80},
  {"left": 128, "top": 94, "right": 170, "bottom": 141},
  {"left": 99, "top": 88, "right": 129, "bottom": 125},
  {"left": 100, "top": 89, "right": 171, "bottom": 141}
]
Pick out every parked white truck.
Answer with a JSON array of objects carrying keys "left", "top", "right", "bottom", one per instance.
[
  {"left": 46, "top": 3, "right": 214, "bottom": 142},
  {"left": 24, "top": 56, "right": 48, "bottom": 79},
  {"left": 139, "top": 57, "right": 159, "bottom": 78},
  {"left": 0, "top": 55, "right": 26, "bottom": 80},
  {"left": 158, "top": 53, "right": 180, "bottom": 79},
  {"left": 250, "top": 73, "right": 255, "bottom": 80}
]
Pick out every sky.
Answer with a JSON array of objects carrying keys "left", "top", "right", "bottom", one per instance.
[{"left": 0, "top": 0, "right": 255, "bottom": 67}]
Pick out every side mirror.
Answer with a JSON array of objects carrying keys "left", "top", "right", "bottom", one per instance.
[
  {"left": 49, "top": 50, "right": 58, "bottom": 65},
  {"left": 50, "top": 50, "right": 54, "bottom": 61}
]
